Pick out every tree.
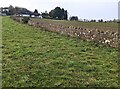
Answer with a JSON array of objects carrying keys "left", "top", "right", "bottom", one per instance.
[
  {"left": 90, "top": 19, "right": 96, "bottom": 22},
  {"left": 8, "top": 5, "right": 15, "bottom": 15},
  {"left": 50, "top": 7, "right": 62, "bottom": 19},
  {"left": 64, "top": 10, "right": 68, "bottom": 20},
  {"left": 113, "top": 19, "right": 118, "bottom": 23},
  {"left": 98, "top": 19, "right": 103, "bottom": 22},
  {"left": 34, "top": 9, "right": 40, "bottom": 17},
  {"left": 41, "top": 11, "right": 50, "bottom": 19},
  {"left": 34, "top": 9, "right": 38, "bottom": 13},
  {"left": 49, "top": 7, "right": 68, "bottom": 20},
  {"left": 70, "top": 16, "right": 78, "bottom": 21}
]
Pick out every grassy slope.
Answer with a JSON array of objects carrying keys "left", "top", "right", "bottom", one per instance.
[
  {"left": 34, "top": 18, "right": 118, "bottom": 32},
  {"left": 2, "top": 17, "right": 118, "bottom": 87}
]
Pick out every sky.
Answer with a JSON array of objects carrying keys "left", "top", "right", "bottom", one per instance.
[{"left": 0, "top": 0, "right": 119, "bottom": 20}]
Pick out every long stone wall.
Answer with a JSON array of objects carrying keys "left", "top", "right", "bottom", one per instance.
[{"left": 11, "top": 16, "right": 119, "bottom": 48}]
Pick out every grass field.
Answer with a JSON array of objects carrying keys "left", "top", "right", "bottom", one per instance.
[
  {"left": 2, "top": 16, "right": 119, "bottom": 87},
  {"left": 34, "top": 18, "right": 118, "bottom": 32}
]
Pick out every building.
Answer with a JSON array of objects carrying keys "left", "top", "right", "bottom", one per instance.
[{"left": 0, "top": 7, "right": 9, "bottom": 16}]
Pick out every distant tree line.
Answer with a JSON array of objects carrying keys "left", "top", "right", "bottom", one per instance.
[
  {"left": 41, "top": 7, "right": 68, "bottom": 20},
  {"left": 1, "top": 5, "right": 119, "bottom": 22},
  {"left": 1, "top": 6, "right": 68, "bottom": 20}
]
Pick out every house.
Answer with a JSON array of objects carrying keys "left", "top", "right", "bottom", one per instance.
[{"left": 0, "top": 7, "right": 9, "bottom": 16}]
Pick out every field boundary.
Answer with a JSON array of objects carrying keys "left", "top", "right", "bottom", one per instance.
[{"left": 11, "top": 16, "right": 119, "bottom": 48}]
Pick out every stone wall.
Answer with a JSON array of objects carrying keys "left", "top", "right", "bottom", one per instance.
[{"left": 11, "top": 16, "right": 119, "bottom": 48}]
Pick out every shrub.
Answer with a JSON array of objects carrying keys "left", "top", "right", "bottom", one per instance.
[
  {"left": 69, "top": 16, "right": 78, "bottom": 21},
  {"left": 22, "top": 17, "right": 30, "bottom": 24}
]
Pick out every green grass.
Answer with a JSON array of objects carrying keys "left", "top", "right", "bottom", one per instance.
[
  {"left": 2, "top": 16, "right": 119, "bottom": 87},
  {"left": 33, "top": 18, "right": 118, "bottom": 32}
]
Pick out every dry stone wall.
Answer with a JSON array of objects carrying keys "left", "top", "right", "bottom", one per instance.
[{"left": 11, "top": 16, "right": 119, "bottom": 48}]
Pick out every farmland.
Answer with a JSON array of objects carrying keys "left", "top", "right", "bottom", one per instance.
[
  {"left": 33, "top": 18, "right": 118, "bottom": 32},
  {"left": 2, "top": 16, "right": 119, "bottom": 87}
]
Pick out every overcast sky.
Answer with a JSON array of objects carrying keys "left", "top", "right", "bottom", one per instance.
[{"left": 0, "top": 0, "right": 119, "bottom": 20}]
